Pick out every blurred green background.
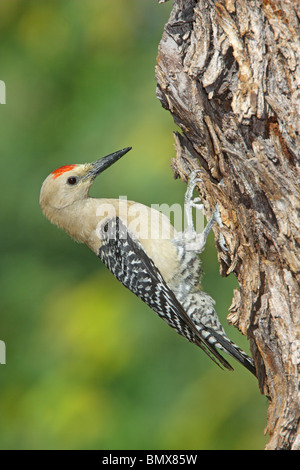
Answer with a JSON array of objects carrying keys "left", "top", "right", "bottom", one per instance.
[{"left": 0, "top": 0, "right": 267, "bottom": 450}]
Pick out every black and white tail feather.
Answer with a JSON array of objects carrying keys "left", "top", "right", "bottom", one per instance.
[{"left": 98, "top": 217, "right": 256, "bottom": 376}]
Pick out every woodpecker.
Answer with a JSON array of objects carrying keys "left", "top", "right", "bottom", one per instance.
[{"left": 40, "top": 147, "right": 256, "bottom": 375}]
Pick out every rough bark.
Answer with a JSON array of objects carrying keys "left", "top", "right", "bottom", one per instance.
[{"left": 155, "top": 0, "right": 300, "bottom": 450}]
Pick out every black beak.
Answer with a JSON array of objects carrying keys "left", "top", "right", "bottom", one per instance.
[{"left": 87, "top": 147, "right": 132, "bottom": 179}]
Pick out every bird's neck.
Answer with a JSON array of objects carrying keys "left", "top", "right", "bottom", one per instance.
[{"left": 46, "top": 197, "right": 123, "bottom": 248}]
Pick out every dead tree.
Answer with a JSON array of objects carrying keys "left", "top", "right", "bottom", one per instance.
[{"left": 155, "top": 0, "right": 299, "bottom": 450}]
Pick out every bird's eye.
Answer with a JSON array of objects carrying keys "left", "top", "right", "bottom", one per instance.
[{"left": 67, "top": 176, "right": 78, "bottom": 185}]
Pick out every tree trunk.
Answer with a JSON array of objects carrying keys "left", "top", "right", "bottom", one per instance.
[{"left": 155, "top": 0, "right": 299, "bottom": 450}]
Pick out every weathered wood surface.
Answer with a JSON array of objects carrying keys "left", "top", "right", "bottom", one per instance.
[{"left": 156, "top": 0, "right": 300, "bottom": 450}]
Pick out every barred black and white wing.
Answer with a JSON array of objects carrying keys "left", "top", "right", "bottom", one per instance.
[{"left": 97, "top": 217, "right": 234, "bottom": 371}]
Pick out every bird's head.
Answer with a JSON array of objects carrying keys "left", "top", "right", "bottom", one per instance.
[{"left": 40, "top": 147, "right": 132, "bottom": 212}]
